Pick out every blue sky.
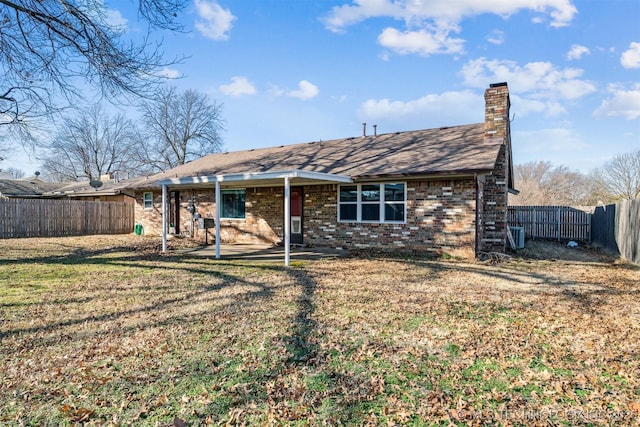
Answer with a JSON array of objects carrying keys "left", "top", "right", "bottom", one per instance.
[{"left": 10, "top": 0, "right": 640, "bottom": 175}]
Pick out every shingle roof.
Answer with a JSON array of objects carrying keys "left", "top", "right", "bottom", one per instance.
[
  {"left": 127, "top": 123, "right": 502, "bottom": 189},
  {"left": 0, "top": 176, "right": 142, "bottom": 198},
  {"left": 47, "top": 178, "right": 139, "bottom": 197},
  {"left": 0, "top": 178, "right": 61, "bottom": 197}
]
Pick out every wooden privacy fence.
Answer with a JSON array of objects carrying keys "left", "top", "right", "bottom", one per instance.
[
  {"left": 508, "top": 205, "right": 592, "bottom": 241},
  {"left": 592, "top": 199, "right": 640, "bottom": 265},
  {"left": 0, "top": 199, "right": 134, "bottom": 238}
]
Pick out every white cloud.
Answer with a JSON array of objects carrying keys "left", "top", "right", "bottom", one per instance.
[
  {"left": 194, "top": 0, "right": 236, "bottom": 41},
  {"left": 510, "top": 95, "right": 566, "bottom": 117},
  {"left": 267, "top": 84, "right": 285, "bottom": 97},
  {"left": 378, "top": 27, "right": 465, "bottom": 56},
  {"left": 105, "top": 8, "right": 128, "bottom": 31},
  {"left": 379, "top": 51, "right": 390, "bottom": 61},
  {"left": 158, "top": 67, "right": 181, "bottom": 79},
  {"left": 358, "top": 90, "right": 481, "bottom": 125},
  {"left": 460, "top": 57, "right": 596, "bottom": 101},
  {"left": 486, "top": 29, "right": 505, "bottom": 45},
  {"left": 287, "top": 80, "right": 319, "bottom": 100},
  {"left": 323, "top": 0, "right": 577, "bottom": 31},
  {"left": 621, "top": 42, "right": 640, "bottom": 69},
  {"left": 219, "top": 76, "right": 257, "bottom": 96},
  {"left": 322, "top": 0, "right": 400, "bottom": 33},
  {"left": 514, "top": 128, "right": 589, "bottom": 155},
  {"left": 322, "top": 1, "right": 577, "bottom": 57},
  {"left": 594, "top": 84, "right": 640, "bottom": 120},
  {"left": 332, "top": 94, "right": 348, "bottom": 103},
  {"left": 567, "top": 44, "right": 590, "bottom": 60}
]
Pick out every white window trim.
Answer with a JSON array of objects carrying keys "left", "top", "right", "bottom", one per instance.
[
  {"left": 338, "top": 182, "right": 407, "bottom": 224},
  {"left": 143, "top": 192, "right": 153, "bottom": 209}
]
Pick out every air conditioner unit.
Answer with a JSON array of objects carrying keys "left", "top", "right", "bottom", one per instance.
[{"left": 510, "top": 226, "right": 525, "bottom": 249}]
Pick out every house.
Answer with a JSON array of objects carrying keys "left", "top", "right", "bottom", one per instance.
[
  {"left": 44, "top": 176, "right": 137, "bottom": 204},
  {"left": 0, "top": 176, "right": 61, "bottom": 199},
  {"left": 0, "top": 174, "right": 138, "bottom": 203},
  {"left": 127, "top": 83, "right": 516, "bottom": 261}
]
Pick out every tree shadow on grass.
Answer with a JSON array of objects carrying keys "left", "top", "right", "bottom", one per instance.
[
  {"left": 402, "top": 256, "right": 640, "bottom": 316},
  {"left": 4, "top": 240, "right": 637, "bottom": 424},
  {"left": 280, "top": 269, "right": 319, "bottom": 365},
  {"left": 248, "top": 267, "right": 387, "bottom": 425},
  {"left": 0, "top": 247, "right": 285, "bottom": 343}
]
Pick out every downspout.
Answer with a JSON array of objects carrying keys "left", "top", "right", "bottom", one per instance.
[{"left": 162, "top": 184, "right": 167, "bottom": 253}]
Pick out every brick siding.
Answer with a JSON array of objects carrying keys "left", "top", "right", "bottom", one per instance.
[
  {"left": 478, "top": 83, "right": 511, "bottom": 253},
  {"left": 134, "top": 178, "right": 477, "bottom": 258}
]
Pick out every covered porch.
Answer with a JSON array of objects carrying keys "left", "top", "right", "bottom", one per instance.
[{"left": 158, "top": 169, "right": 353, "bottom": 266}]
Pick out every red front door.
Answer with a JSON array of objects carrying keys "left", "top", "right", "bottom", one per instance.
[{"left": 290, "top": 187, "right": 303, "bottom": 244}]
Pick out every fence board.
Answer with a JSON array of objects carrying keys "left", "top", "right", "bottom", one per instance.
[
  {"left": 0, "top": 199, "right": 134, "bottom": 239},
  {"left": 592, "top": 200, "right": 640, "bottom": 265},
  {"left": 508, "top": 205, "right": 592, "bottom": 241}
]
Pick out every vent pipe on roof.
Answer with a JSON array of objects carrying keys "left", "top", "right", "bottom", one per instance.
[
  {"left": 362, "top": 122, "right": 366, "bottom": 138},
  {"left": 373, "top": 124, "right": 377, "bottom": 137}
]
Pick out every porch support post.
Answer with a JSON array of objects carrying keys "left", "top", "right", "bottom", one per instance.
[
  {"left": 161, "top": 184, "right": 167, "bottom": 253},
  {"left": 215, "top": 180, "right": 221, "bottom": 260},
  {"left": 284, "top": 176, "right": 290, "bottom": 267}
]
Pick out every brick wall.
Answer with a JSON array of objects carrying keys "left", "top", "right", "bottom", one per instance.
[
  {"left": 135, "top": 191, "right": 163, "bottom": 236},
  {"left": 479, "top": 145, "right": 509, "bottom": 252},
  {"left": 134, "top": 178, "right": 477, "bottom": 257},
  {"left": 134, "top": 189, "right": 280, "bottom": 244},
  {"left": 305, "top": 180, "right": 477, "bottom": 258},
  {"left": 479, "top": 83, "right": 511, "bottom": 253}
]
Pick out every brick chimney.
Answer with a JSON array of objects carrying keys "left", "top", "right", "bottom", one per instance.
[
  {"left": 478, "top": 82, "right": 513, "bottom": 255},
  {"left": 484, "top": 82, "right": 511, "bottom": 141}
]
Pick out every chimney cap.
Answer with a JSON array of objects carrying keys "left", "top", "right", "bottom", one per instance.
[{"left": 489, "top": 82, "right": 508, "bottom": 88}]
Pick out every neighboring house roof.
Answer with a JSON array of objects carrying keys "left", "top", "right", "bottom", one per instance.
[
  {"left": 43, "top": 177, "right": 140, "bottom": 198},
  {"left": 0, "top": 176, "right": 142, "bottom": 199},
  {"left": 127, "top": 123, "right": 503, "bottom": 190},
  {"left": 0, "top": 178, "right": 62, "bottom": 198}
]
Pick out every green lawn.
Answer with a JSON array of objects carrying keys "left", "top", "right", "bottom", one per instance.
[{"left": 1, "top": 236, "right": 639, "bottom": 426}]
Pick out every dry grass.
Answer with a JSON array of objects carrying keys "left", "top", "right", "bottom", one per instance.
[{"left": 0, "top": 235, "right": 639, "bottom": 426}]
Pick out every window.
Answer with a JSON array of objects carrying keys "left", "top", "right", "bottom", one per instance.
[
  {"left": 338, "top": 183, "right": 406, "bottom": 223},
  {"left": 361, "top": 184, "right": 380, "bottom": 221},
  {"left": 221, "top": 189, "right": 245, "bottom": 219},
  {"left": 339, "top": 186, "right": 357, "bottom": 221},
  {"left": 143, "top": 192, "right": 153, "bottom": 209}
]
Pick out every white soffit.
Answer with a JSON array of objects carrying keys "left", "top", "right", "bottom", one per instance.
[{"left": 157, "top": 169, "right": 353, "bottom": 187}]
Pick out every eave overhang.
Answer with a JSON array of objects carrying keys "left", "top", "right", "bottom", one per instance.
[{"left": 156, "top": 169, "right": 353, "bottom": 188}]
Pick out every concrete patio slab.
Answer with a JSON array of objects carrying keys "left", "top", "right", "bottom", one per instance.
[{"left": 179, "top": 243, "right": 348, "bottom": 262}]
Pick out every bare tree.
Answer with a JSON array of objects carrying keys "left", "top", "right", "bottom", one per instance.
[
  {"left": 591, "top": 150, "right": 640, "bottom": 201},
  {"left": 0, "top": 141, "right": 14, "bottom": 164},
  {"left": 138, "top": 87, "right": 224, "bottom": 172},
  {"left": 510, "top": 161, "right": 594, "bottom": 206},
  {"left": 1, "top": 167, "right": 25, "bottom": 179},
  {"left": 40, "top": 105, "right": 143, "bottom": 182},
  {"left": 0, "top": 1, "right": 187, "bottom": 133}
]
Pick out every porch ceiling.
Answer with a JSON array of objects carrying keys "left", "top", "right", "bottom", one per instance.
[{"left": 156, "top": 169, "right": 353, "bottom": 189}]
